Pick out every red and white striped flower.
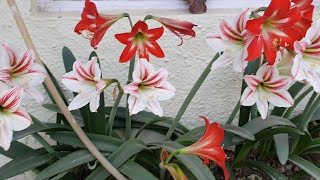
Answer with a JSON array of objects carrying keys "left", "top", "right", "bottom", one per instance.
[
  {"left": 0, "top": 87, "right": 32, "bottom": 151},
  {"left": 292, "top": 19, "right": 320, "bottom": 93},
  {"left": 241, "top": 64, "right": 294, "bottom": 119},
  {"left": 0, "top": 44, "right": 46, "bottom": 103},
  {"left": 61, "top": 57, "right": 107, "bottom": 112},
  {"left": 123, "top": 59, "right": 175, "bottom": 116},
  {"left": 206, "top": 9, "right": 251, "bottom": 72}
]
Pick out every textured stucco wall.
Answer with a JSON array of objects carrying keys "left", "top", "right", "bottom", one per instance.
[{"left": 1, "top": 1, "right": 319, "bottom": 179}]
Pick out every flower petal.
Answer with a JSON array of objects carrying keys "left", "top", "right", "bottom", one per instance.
[
  {"left": 89, "top": 94, "right": 100, "bottom": 112},
  {"left": 68, "top": 91, "right": 96, "bottom": 111},
  {"left": 145, "top": 26, "right": 164, "bottom": 41},
  {"left": 243, "top": 75, "right": 263, "bottom": 91},
  {"left": 61, "top": 71, "right": 83, "bottom": 92},
  {"left": 128, "top": 95, "right": 146, "bottom": 116},
  {"left": 145, "top": 41, "right": 165, "bottom": 58},
  {"left": 119, "top": 44, "right": 138, "bottom": 63},
  {"left": 123, "top": 82, "right": 140, "bottom": 96},
  {"left": 267, "top": 90, "right": 294, "bottom": 107},
  {"left": 10, "top": 109, "right": 32, "bottom": 131},
  {"left": 157, "top": 81, "right": 176, "bottom": 101},
  {"left": 0, "top": 122, "right": 12, "bottom": 151},
  {"left": 133, "top": 59, "right": 154, "bottom": 82},
  {"left": 144, "top": 68, "right": 168, "bottom": 87},
  {"left": 0, "top": 87, "right": 23, "bottom": 112},
  {"left": 146, "top": 99, "right": 163, "bottom": 117},
  {"left": 240, "top": 88, "right": 257, "bottom": 106},
  {"left": 257, "top": 97, "right": 269, "bottom": 119}
]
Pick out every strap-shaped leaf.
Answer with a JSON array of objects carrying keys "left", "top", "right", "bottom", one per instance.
[
  {"left": 235, "top": 161, "right": 288, "bottom": 180},
  {"left": 0, "top": 141, "right": 33, "bottom": 159},
  {"left": 162, "top": 141, "right": 216, "bottom": 180},
  {"left": 0, "top": 151, "right": 65, "bottom": 179},
  {"left": 274, "top": 134, "right": 289, "bottom": 165},
  {"left": 242, "top": 116, "right": 296, "bottom": 134},
  {"left": 86, "top": 139, "right": 146, "bottom": 179},
  {"left": 222, "top": 124, "right": 255, "bottom": 141},
  {"left": 35, "top": 149, "right": 109, "bottom": 180},
  {"left": 289, "top": 154, "right": 320, "bottom": 179},
  {"left": 119, "top": 160, "right": 158, "bottom": 180},
  {"left": 106, "top": 107, "right": 189, "bottom": 133},
  {"left": 42, "top": 103, "right": 83, "bottom": 121},
  {"left": 48, "top": 131, "right": 123, "bottom": 152}
]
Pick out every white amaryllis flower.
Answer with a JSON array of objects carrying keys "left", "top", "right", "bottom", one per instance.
[
  {"left": 241, "top": 64, "right": 294, "bottom": 119},
  {"left": 124, "top": 59, "right": 176, "bottom": 117},
  {"left": 0, "top": 44, "right": 47, "bottom": 103},
  {"left": 206, "top": 9, "right": 251, "bottom": 72},
  {"left": 61, "top": 57, "right": 107, "bottom": 112},
  {"left": 0, "top": 87, "right": 32, "bottom": 151},
  {"left": 293, "top": 19, "right": 320, "bottom": 93}
]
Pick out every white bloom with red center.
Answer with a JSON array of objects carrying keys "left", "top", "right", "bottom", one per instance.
[
  {"left": 0, "top": 87, "right": 32, "bottom": 151},
  {"left": 0, "top": 44, "right": 47, "bottom": 103},
  {"left": 293, "top": 19, "right": 320, "bottom": 93},
  {"left": 241, "top": 64, "right": 294, "bottom": 119},
  {"left": 61, "top": 57, "right": 107, "bottom": 112},
  {"left": 124, "top": 59, "right": 175, "bottom": 116},
  {"left": 206, "top": 9, "right": 252, "bottom": 72}
]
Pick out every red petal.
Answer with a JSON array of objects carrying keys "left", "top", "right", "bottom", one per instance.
[
  {"left": 245, "top": 36, "right": 263, "bottom": 61},
  {"left": 145, "top": 41, "right": 165, "bottom": 58},
  {"left": 264, "top": 0, "right": 291, "bottom": 17},
  {"left": 145, "top": 27, "right": 164, "bottom": 41},
  {"left": 91, "top": 26, "right": 109, "bottom": 48},
  {"left": 245, "top": 17, "right": 267, "bottom": 36},
  {"left": 115, "top": 32, "right": 132, "bottom": 44},
  {"left": 119, "top": 44, "right": 137, "bottom": 63},
  {"left": 131, "top": 20, "right": 148, "bottom": 35}
]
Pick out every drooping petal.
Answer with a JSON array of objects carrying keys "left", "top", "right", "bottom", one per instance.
[
  {"left": 256, "top": 96, "right": 269, "bottom": 119},
  {"left": 10, "top": 109, "right": 32, "bottom": 131},
  {"left": 267, "top": 90, "right": 294, "bottom": 107},
  {"left": 89, "top": 93, "right": 100, "bottom": 112},
  {"left": 0, "top": 122, "right": 12, "bottom": 151},
  {"left": 240, "top": 88, "right": 257, "bottom": 106},
  {"left": 146, "top": 99, "right": 163, "bottom": 117},
  {"left": 128, "top": 95, "right": 147, "bottom": 115},
  {"left": 119, "top": 44, "right": 138, "bottom": 63},
  {"left": 68, "top": 91, "right": 95, "bottom": 111}
]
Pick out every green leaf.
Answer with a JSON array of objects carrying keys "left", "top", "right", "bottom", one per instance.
[
  {"left": 0, "top": 141, "right": 33, "bottom": 159},
  {"left": 235, "top": 161, "right": 287, "bottom": 180},
  {"left": 50, "top": 170, "right": 69, "bottom": 180},
  {"left": 62, "top": 46, "right": 77, "bottom": 73},
  {"left": 175, "top": 126, "right": 204, "bottom": 144},
  {"left": 106, "top": 107, "right": 189, "bottom": 134},
  {"left": 222, "top": 124, "right": 255, "bottom": 141},
  {"left": 301, "top": 137, "right": 320, "bottom": 152},
  {"left": 86, "top": 139, "right": 146, "bottom": 179},
  {"left": 0, "top": 151, "right": 64, "bottom": 179},
  {"left": 162, "top": 141, "right": 216, "bottom": 180},
  {"left": 48, "top": 131, "right": 123, "bottom": 152},
  {"left": 119, "top": 160, "right": 158, "bottom": 180},
  {"left": 242, "top": 116, "right": 296, "bottom": 134},
  {"left": 274, "top": 134, "right": 289, "bottom": 165},
  {"left": 35, "top": 149, "right": 109, "bottom": 180},
  {"left": 289, "top": 154, "right": 320, "bottom": 179},
  {"left": 13, "top": 122, "right": 70, "bottom": 141},
  {"left": 42, "top": 104, "right": 83, "bottom": 121}
]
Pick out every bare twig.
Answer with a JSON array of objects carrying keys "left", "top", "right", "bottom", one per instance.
[{"left": 6, "top": 1, "right": 126, "bottom": 179}]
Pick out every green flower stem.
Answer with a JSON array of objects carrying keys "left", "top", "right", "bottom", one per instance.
[
  {"left": 283, "top": 87, "right": 313, "bottom": 118},
  {"left": 166, "top": 53, "right": 220, "bottom": 139},
  {"left": 32, "top": 133, "right": 55, "bottom": 154},
  {"left": 226, "top": 100, "right": 240, "bottom": 125},
  {"left": 143, "top": 15, "right": 153, "bottom": 21},
  {"left": 165, "top": 151, "right": 179, "bottom": 165},
  {"left": 125, "top": 15, "right": 135, "bottom": 140},
  {"left": 250, "top": 104, "right": 258, "bottom": 119},
  {"left": 107, "top": 83, "right": 124, "bottom": 136}
]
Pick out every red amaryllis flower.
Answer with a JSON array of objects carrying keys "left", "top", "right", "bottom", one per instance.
[
  {"left": 178, "top": 116, "right": 229, "bottom": 180},
  {"left": 150, "top": 16, "right": 197, "bottom": 45},
  {"left": 74, "top": 0, "right": 124, "bottom": 49},
  {"left": 115, "top": 20, "right": 165, "bottom": 63},
  {"left": 245, "top": 0, "right": 313, "bottom": 65}
]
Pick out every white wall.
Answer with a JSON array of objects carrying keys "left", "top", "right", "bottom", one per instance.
[{"left": 1, "top": 0, "right": 319, "bottom": 179}]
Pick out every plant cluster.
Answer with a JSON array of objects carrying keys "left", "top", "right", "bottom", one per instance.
[{"left": 1, "top": 0, "right": 320, "bottom": 179}]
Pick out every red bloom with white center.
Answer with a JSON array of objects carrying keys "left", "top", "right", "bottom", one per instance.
[
  {"left": 115, "top": 21, "right": 165, "bottom": 63},
  {"left": 74, "top": 0, "right": 124, "bottom": 49},
  {"left": 241, "top": 64, "right": 294, "bottom": 119},
  {"left": 123, "top": 59, "right": 175, "bottom": 116},
  {"left": 0, "top": 44, "right": 46, "bottom": 103},
  {"left": 61, "top": 57, "right": 107, "bottom": 112},
  {"left": 245, "top": 0, "right": 313, "bottom": 65},
  {"left": 292, "top": 19, "right": 320, "bottom": 93},
  {"left": 178, "top": 116, "right": 229, "bottom": 180},
  {"left": 207, "top": 9, "right": 252, "bottom": 72},
  {"left": 0, "top": 87, "right": 32, "bottom": 151},
  {"left": 151, "top": 16, "right": 197, "bottom": 46}
]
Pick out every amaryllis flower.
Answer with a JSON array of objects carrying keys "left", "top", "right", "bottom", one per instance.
[
  {"left": 74, "top": 0, "right": 125, "bottom": 49},
  {"left": 245, "top": 0, "right": 313, "bottom": 65},
  {"left": 206, "top": 9, "right": 251, "bottom": 72},
  {"left": 292, "top": 19, "right": 320, "bottom": 93},
  {"left": 61, "top": 57, "right": 107, "bottom": 112},
  {"left": 150, "top": 16, "right": 197, "bottom": 46},
  {"left": 123, "top": 59, "right": 175, "bottom": 116},
  {"left": 115, "top": 20, "right": 165, "bottom": 63},
  {"left": 0, "top": 44, "right": 46, "bottom": 103},
  {"left": 0, "top": 87, "right": 32, "bottom": 151},
  {"left": 177, "top": 116, "right": 229, "bottom": 180},
  {"left": 241, "top": 64, "right": 294, "bottom": 119}
]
